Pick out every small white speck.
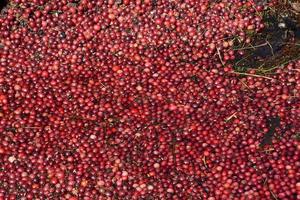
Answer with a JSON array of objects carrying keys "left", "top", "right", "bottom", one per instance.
[
  {"left": 136, "top": 85, "right": 143, "bottom": 91},
  {"left": 122, "top": 171, "right": 128, "bottom": 177},
  {"left": 167, "top": 188, "right": 174, "bottom": 193},
  {"left": 147, "top": 185, "right": 154, "bottom": 190},
  {"left": 90, "top": 135, "right": 96, "bottom": 139},
  {"left": 8, "top": 156, "right": 16, "bottom": 163},
  {"left": 135, "top": 133, "right": 141, "bottom": 137},
  {"left": 153, "top": 163, "right": 160, "bottom": 169},
  {"left": 278, "top": 22, "right": 286, "bottom": 29}
]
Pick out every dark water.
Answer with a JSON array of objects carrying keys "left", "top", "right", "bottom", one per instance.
[
  {"left": 0, "top": 0, "right": 8, "bottom": 11},
  {"left": 233, "top": 11, "right": 300, "bottom": 71},
  {"left": 260, "top": 116, "right": 280, "bottom": 147}
]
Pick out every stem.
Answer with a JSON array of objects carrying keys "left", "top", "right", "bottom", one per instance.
[
  {"left": 202, "top": 156, "right": 208, "bottom": 169},
  {"left": 24, "top": 126, "right": 42, "bottom": 129},
  {"left": 216, "top": 48, "right": 225, "bottom": 66},
  {"left": 266, "top": 40, "right": 274, "bottom": 56},
  {"left": 233, "top": 42, "right": 268, "bottom": 51},
  {"left": 225, "top": 112, "right": 237, "bottom": 122},
  {"left": 270, "top": 190, "right": 278, "bottom": 200},
  {"left": 231, "top": 72, "right": 275, "bottom": 80}
]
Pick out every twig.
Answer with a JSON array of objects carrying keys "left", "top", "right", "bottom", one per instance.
[
  {"left": 278, "top": 42, "right": 300, "bottom": 46},
  {"left": 225, "top": 112, "right": 237, "bottom": 122},
  {"left": 263, "top": 177, "right": 268, "bottom": 185},
  {"left": 257, "top": 63, "right": 266, "bottom": 71},
  {"left": 265, "top": 40, "right": 274, "bottom": 56},
  {"left": 231, "top": 72, "right": 275, "bottom": 80},
  {"left": 270, "top": 190, "right": 278, "bottom": 200},
  {"left": 291, "top": 69, "right": 300, "bottom": 72},
  {"left": 234, "top": 53, "right": 254, "bottom": 66},
  {"left": 233, "top": 42, "right": 268, "bottom": 50},
  {"left": 240, "top": 80, "right": 252, "bottom": 90},
  {"left": 216, "top": 48, "right": 225, "bottom": 66},
  {"left": 202, "top": 156, "right": 208, "bottom": 169},
  {"left": 23, "top": 126, "right": 42, "bottom": 129},
  {"left": 262, "top": 55, "right": 300, "bottom": 73},
  {"left": 261, "top": 148, "right": 275, "bottom": 153}
]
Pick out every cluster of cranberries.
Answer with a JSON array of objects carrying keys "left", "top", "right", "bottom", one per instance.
[{"left": 0, "top": 0, "right": 299, "bottom": 199}]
